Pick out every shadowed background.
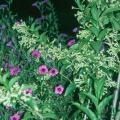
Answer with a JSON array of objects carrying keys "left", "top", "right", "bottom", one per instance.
[{"left": 0, "top": 0, "right": 78, "bottom": 34}]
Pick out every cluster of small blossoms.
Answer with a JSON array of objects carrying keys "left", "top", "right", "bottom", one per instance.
[
  {"left": 37, "top": 65, "right": 64, "bottom": 94},
  {"left": 12, "top": 21, "right": 80, "bottom": 96},
  {"left": 0, "top": 82, "right": 35, "bottom": 108},
  {"left": 30, "top": 48, "right": 64, "bottom": 95},
  {"left": 76, "top": 30, "right": 90, "bottom": 39},
  {"left": 13, "top": 22, "right": 37, "bottom": 49}
]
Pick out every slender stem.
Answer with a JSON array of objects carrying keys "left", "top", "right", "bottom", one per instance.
[
  {"left": 83, "top": 100, "right": 90, "bottom": 120},
  {"left": 110, "top": 72, "right": 120, "bottom": 120},
  {"left": 83, "top": 79, "right": 92, "bottom": 120},
  {"left": 115, "top": 102, "right": 120, "bottom": 120}
]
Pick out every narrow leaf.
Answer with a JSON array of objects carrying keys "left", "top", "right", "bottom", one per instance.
[
  {"left": 89, "top": 26, "right": 99, "bottom": 36},
  {"left": 91, "top": 5, "right": 99, "bottom": 21},
  {"left": 94, "top": 79, "right": 105, "bottom": 99},
  {"left": 98, "top": 29, "right": 107, "bottom": 41},
  {"left": 98, "top": 95, "right": 113, "bottom": 114},
  {"left": 84, "top": 92, "right": 98, "bottom": 108},
  {"left": 42, "top": 113, "right": 57, "bottom": 119},
  {"left": 9, "top": 76, "right": 19, "bottom": 89},
  {"left": 73, "top": 102, "right": 97, "bottom": 120},
  {"left": 65, "top": 83, "right": 76, "bottom": 96},
  {"left": 101, "top": 7, "right": 120, "bottom": 16}
]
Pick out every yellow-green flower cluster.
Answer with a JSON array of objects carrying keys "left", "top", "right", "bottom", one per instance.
[
  {"left": 13, "top": 22, "right": 37, "bottom": 49},
  {"left": 0, "top": 81, "right": 37, "bottom": 107}
]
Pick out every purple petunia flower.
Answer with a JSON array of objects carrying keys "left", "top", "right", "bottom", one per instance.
[
  {"left": 32, "top": 2, "right": 38, "bottom": 7},
  {"left": 10, "top": 113, "right": 20, "bottom": 120},
  {"left": 38, "top": 65, "right": 48, "bottom": 75},
  {"left": 10, "top": 67, "right": 21, "bottom": 76},
  {"left": 55, "top": 85, "right": 64, "bottom": 95},
  {"left": 48, "top": 68, "right": 59, "bottom": 76},
  {"left": 67, "top": 39, "right": 76, "bottom": 47},
  {"left": 31, "top": 50, "right": 41, "bottom": 58}
]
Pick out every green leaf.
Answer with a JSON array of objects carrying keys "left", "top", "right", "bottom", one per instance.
[
  {"left": 94, "top": 79, "right": 105, "bottom": 100},
  {"left": 89, "top": 26, "right": 99, "bottom": 36},
  {"left": 101, "top": 16, "right": 110, "bottom": 25},
  {"left": 70, "top": 44, "right": 79, "bottom": 51},
  {"left": 2, "top": 72, "right": 9, "bottom": 83},
  {"left": 98, "top": 95, "right": 113, "bottom": 114},
  {"left": 9, "top": 76, "right": 19, "bottom": 89},
  {"left": 91, "top": 19, "right": 98, "bottom": 27},
  {"left": 27, "top": 98, "right": 38, "bottom": 111},
  {"left": 1, "top": 73, "right": 9, "bottom": 90},
  {"left": 42, "top": 113, "right": 57, "bottom": 119},
  {"left": 22, "top": 112, "right": 34, "bottom": 120},
  {"left": 84, "top": 92, "right": 98, "bottom": 108},
  {"left": 75, "top": 0, "right": 83, "bottom": 10},
  {"left": 79, "top": 92, "right": 86, "bottom": 103},
  {"left": 110, "top": 18, "right": 120, "bottom": 30},
  {"left": 65, "top": 83, "right": 76, "bottom": 96},
  {"left": 73, "top": 103, "right": 97, "bottom": 120},
  {"left": 101, "top": 7, "right": 120, "bottom": 16},
  {"left": 91, "top": 5, "right": 99, "bottom": 21},
  {"left": 91, "top": 41, "right": 101, "bottom": 53},
  {"left": 98, "top": 29, "right": 107, "bottom": 41}
]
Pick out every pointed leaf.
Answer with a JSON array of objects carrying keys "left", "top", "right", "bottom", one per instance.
[
  {"left": 73, "top": 102, "right": 97, "bottom": 120},
  {"left": 110, "top": 18, "right": 120, "bottom": 30},
  {"left": 22, "top": 112, "right": 34, "bottom": 120},
  {"left": 9, "top": 76, "right": 19, "bottom": 89},
  {"left": 98, "top": 29, "right": 107, "bottom": 41},
  {"left": 2, "top": 72, "right": 9, "bottom": 83},
  {"left": 42, "top": 113, "right": 57, "bottom": 119},
  {"left": 91, "top": 5, "right": 99, "bottom": 21},
  {"left": 65, "top": 83, "right": 76, "bottom": 96},
  {"left": 89, "top": 26, "right": 99, "bottom": 36},
  {"left": 91, "top": 41, "right": 102, "bottom": 53},
  {"left": 101, "top": 7, "right": 120, "bottom": 16},
  {"left": 84, "top": 92, "right": 98, "bottom": 108},
  {"left": 79, "top": 92, "right": 86, "bottom": 103},
  {"left": 98, "top": 95, "right": 113, "bottom": 114},
  {"left": 94, "top": 79, "right": 105, "bottom": 99}
]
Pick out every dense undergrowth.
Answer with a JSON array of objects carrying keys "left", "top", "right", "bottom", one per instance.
[{"left": 0, "top": 0, "right": 120, "bottom": 120}]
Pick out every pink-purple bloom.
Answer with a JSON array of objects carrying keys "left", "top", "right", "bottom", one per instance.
[
  {"left": 15, "top": 22, "right": 21, "bottom": 26},
  {"left": 31, "top": 50, "right": 41, "bottom": 58},
  {"left": 55, "top": 85, "right": 64, "bottom": 95},
  {"left": 48, "top": 68, "right": 59, "bottom": 76},
  {"left": 67, "top": 39, "right": 76, "bottom": 47},
  {"left": 38, "top": 65, "right": 48, "bottom": 75},
  {"left": 6, "top": 41, "right": 13, "bottom": 47},
  {"left": 23, "top": 88, "right": 32, "bottom": 95},
  {"left": 10, "top": 67, "right": 21, "bottom": 76},
  {"left": 10, "top": 113, "right": 20, "bottom": 120},
  {"left": 32, "top": 2, "right": 38, "bottom": 7}
]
